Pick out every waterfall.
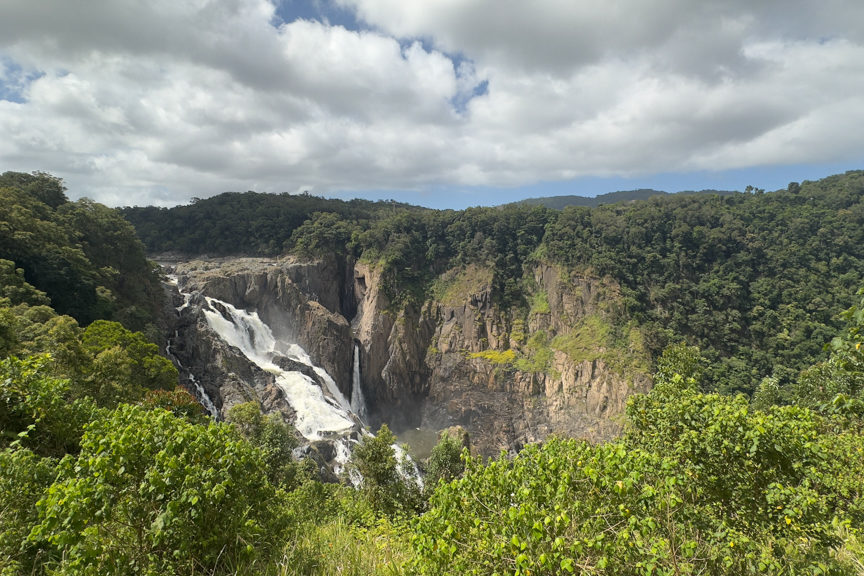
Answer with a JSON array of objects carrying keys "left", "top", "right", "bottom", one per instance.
[
  {"left": 350, "top": 343, "right": 368, "bottom": 423},
  {"left": 393, "top": 442, "right": 424, "bottom": 491},
  {"left": 166, "top": 267, "right": 424, "bottom": 487},
  {"left": 201, "top": 297, "right": 355, "bottom": 441},
  {"left": 201, "top": 301, "right": 425, "bottom": 486},
  {"left": 166, "top": 331, "right": 219, "bottom": 419},
  {"left": 187, "top": 373, "right": 219, "bottom": 418}
]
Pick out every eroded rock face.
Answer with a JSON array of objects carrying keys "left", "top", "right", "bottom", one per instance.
[
  {"left": 167, "top": 292, "right": 293, "bottom": 422},
  {"left": 345, "top": 261, "right": 649, "bottom": 455},
  {"left": 173, "top": 257, "right": 353, "bottom": 398},
  {"left": 163, "top": 257, "right": 651, "bottom": 458}
]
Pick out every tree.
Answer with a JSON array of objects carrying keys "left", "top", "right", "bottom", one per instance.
[
  {"left": 791, "top": 286, "right": 864, "bottom": 421},
  {"left": 81, "top": 320, "right": 177, "bottom": 404},
  {"left": 424, "top": 428, "right": 468, "bottom": 493},
  {"left": 140, "top": 387, "right": 207, "bottom": 424},
  {"left": 0, "top": 171, "right": 67, "bottom": 209},
  {"left": 30, "top": 404, "right": 285, "bottom": 575},
  {"left": 227, "top": 402, "right": 301, "bottom": 489},
  {"left": 352, "top": 425, "right": 419, "bottom": 516},
  {"left": 653, "top": 341, "right": 706, "bottom": 390},
  {"left": 0, "top": 355, "right": 97, "bottom": 457},
  {"left": 750, "top": 375, "right": 782, "bottom": 410},
  {"left": 0, "top": 259, "right": 51, "bottom": 307},
  {"left": 0, "top": 447, "right": 57, "bottom": 574}
]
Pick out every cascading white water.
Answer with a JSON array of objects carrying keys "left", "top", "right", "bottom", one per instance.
[
  {"left": 187, "top": 373, "right": 219, "bottom": 418},
  {"left": 166, "top": 329, "right": 219, "bottom": 419},
  {"left": 166, "top": 269, "right": 424, "bottom": 487},
  {"left": 280, "top": 342, "right": 352, "bottom": 413},
  {"left": 393, "top": 442, "right": 424, "bottom": 491},
  {"left": 350, "top": 343, "right": 368, "bottom": 423},
  {"left": 201, "top": 297, "right": 355, "bottom": 440}
]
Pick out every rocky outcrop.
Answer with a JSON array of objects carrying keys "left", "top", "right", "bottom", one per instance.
[
  {"left": 173, "top": 257, "right": 353, "bottom": 397},
  {"left": 163, "top": 257, "right": 652, "bottom": 458},
  {"left": 351, "top": 262, "right": 651, "bottom": 456},
  {"left": 167, "top": 292, "right": 293, "bottom": 421},
  {"left": 351, "top": 260, "right": 436, "bottom": 430}
]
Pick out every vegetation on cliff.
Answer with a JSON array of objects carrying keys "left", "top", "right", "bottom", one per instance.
[
  {"left": 123, "top": 170, "right": 864, "bottom": 396},
  {"left": 3, "top": 170, "right": 864, "bottom": 574},
  {"left": 0, "top": 172, "right": 164, "bottom": 336},
  {"left": 2, "top": 281, "right": 863, "bottom": 574}
]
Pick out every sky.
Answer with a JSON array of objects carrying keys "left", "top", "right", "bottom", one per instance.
[{"left": 1, "top": 0, "right": 863, "bottom": 210}]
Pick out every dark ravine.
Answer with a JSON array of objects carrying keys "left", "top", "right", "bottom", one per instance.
[{"left": 162, "top": 255, "right": 651, "bottom": 457}]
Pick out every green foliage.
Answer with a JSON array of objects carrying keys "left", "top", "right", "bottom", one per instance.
[
  {"left": 0, "top": 172, "right": 163, "bottom": 331},
  {"left": 80, "top": 320, "right": 177, "bottom": 404},
  {"left": 653, "top": 341, "right": 706, "bottom": 389},
  {"left": 10, "top": 306, "right": 88, "bottom": 378},
  {"left": 0, "top": 259, "right": 50, "bottom": 307},
  {"left": 278, "top": 517, "right": 410, "bottom": 576},
  {"left": 412, "top": 315, "right": 864, "bottom": 574},
  {"left": 353, "top": 425, "right": 421, "bottom": 517},
  {"left": 0, "top": 171, "right": 67, "bottom": 209},
  {"left": 468, "top": 348, "right": 517, "bottom": 365},
  {"left": 30, "top": 404, "right": 285, "bottom": 575},
  {"left": 277, "top": 478, "right": 415, "bottom": 575},
  {"left": 227, "top": 402, "right": 302, "bottom": 489},
  {"left": 0, "top": 307, "right": 16, "bottom": 359},
  {"left": 414, "top": 386, "right": 864, "bottom": 575},
  {"left": 785, "top": 285, "right": 864, "bottom": 426},
  {"left": 751, "top": 375, "right": 782, "bottom": 411},
  {"left": 516, "top": 188, "right": 696, "bottom": 209},
  {"left": 288, "top": 211, "right": 360, "bottom": 258},
  {"left": 121, "top": 191, "right": 415, "bottom": 257},
  {"left": 514, "top": 330, "right": 554, "bottom": 373},
  {"left": 415, "top": 438, "right": 686, "bottom": 575},
  {"left": 627, "top": 386, "right": 822, "bottom": 522},
  {"left": 428, "top": 265, "right": 493, "bottom": 307},
  {"left": 424, "top": 432, "right": 467, "bottom": 493},
  {"left": 544, "top": 172, "right": 864, "bottom": 393},
  {"left": 1, "top": 303, "right": 182, "bottom": 414},
  {"left": 0, "top": 447, "right": 57, "bottom": 573},
  {"left": 140, "top": 387, "right": 208, "bottom": 424},
  {"left": 529, "top": 290, "right": 550, "bottom": 315},
  {"left": 0, "top": 355, "right": 97, "bottom": 457},
  {"left": 551, "top": 315, "right": 611, "bottom": 363},
  {"left": 120, "top": 171, "right": 864, "bottom": 395},
  {"left": 6, "top": 168, "right": 864, "bottom": 574}
]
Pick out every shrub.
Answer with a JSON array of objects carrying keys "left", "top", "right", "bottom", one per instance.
[{"left": 30, "top": 404, "right": 285, "bottom": 575}]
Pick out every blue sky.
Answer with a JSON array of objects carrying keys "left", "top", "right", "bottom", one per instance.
[
  {"left": 326, "top": 163, "right": 864, "bottom": 210},
  {"left": 1, "top": 0, "right": 863, "bottom": 208}
]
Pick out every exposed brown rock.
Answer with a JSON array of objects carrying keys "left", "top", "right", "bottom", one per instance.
[{"left": 164, "top": 257, "right": 651, "bottom": 459}]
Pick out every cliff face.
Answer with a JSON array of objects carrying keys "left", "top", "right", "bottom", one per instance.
[
  {"left": 165, "top": 256, "right": 651, "bottom": 456},
  {"left": 173, "top": 258, "right": 354, "bottom": 396},
  {"left": 168, "top": 291, "right": 293, "bottom": 421},
  {"left": 354, "top": 263, "right": 651, "bottom": 455}
]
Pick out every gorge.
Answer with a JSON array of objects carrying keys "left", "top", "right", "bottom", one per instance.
[
  {"left": 5, "top": 170, "right": 864, "bottom": 574},
  {"left": 163, "top": 255, "right": 650, "bottom": 460}
]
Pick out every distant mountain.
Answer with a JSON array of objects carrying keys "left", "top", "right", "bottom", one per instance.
[{"left": 514, "top": 188, "right": 736, "bottom": 209}]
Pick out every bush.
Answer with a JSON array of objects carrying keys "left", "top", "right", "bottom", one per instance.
[
  {"left": 424, "top": 431, "right": 467, "bottom": 494},
  {"left": 353, "top": 425, "right": 421, "bottom": 517},
  {"left": 413, "top": 380, "right": 864, "bottom": 575},
  {"left": 0, "top": 355, "right": 97, "bottom": 456},
  {"left": 30, "top": 404, "right": 286, "bottom": 575},
  {"left": 0, "top": 447, "right": 56, "bottom": 574}
]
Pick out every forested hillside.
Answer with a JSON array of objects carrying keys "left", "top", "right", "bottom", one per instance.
[
  {"left": 2, "top": 170, "right": 864, "bottom": 574},
  {"left": 121, "top": 192, "right": 424, "bottom": 256},
  {"left": 0, "top": 172, "right": 164, "bottom": 336},
  {"left": 514, "top": 187, "right": 735, "bottom": 209},
  {"left": 124, "top": 171, "right": 864, "bottom": 395}
]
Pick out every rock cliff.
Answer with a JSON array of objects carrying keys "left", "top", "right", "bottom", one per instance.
[{"left": 164, "top": 256, "right": 651, "bottom": 457}]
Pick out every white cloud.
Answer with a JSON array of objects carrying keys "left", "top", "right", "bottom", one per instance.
[{"left": 0, "top": 0, "right": 863, "bottom": 206}]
